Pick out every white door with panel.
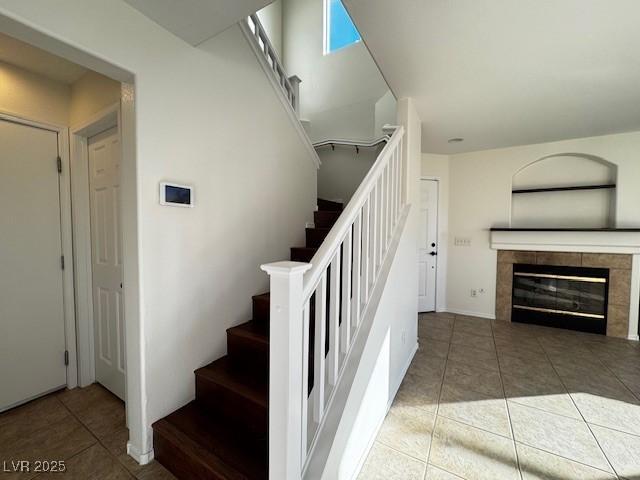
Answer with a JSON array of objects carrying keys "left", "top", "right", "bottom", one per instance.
[
  {"left": 418, "top": 179, "right": 438, "bottom": 312},
  {"left": 89, "top": 127, "right": 125, "bottom": 400},
  {"left": 0, "top": 119, "right": 67, "bottom": 411}
]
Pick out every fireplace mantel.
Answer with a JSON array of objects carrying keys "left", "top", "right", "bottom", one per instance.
[
  {"left": 490, "top": 228, "right": 640, "bottom": 254},
  {"left": 490, "top": 228, "right": 640, "bottom": 341}
]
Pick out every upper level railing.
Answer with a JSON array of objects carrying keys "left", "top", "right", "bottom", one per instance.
[
  {"left": 262, "top": 125, "right": 407, "bottom": 479},
  {"left": 245, "top": 14, "right": 300, "bottom": 114}
]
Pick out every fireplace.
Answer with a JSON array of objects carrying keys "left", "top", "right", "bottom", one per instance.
[{"left": 512, "top": 264, "right": 609, "bottom": 334}]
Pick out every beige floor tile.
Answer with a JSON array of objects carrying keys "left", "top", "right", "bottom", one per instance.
[
  {"left": 590, "top": 424, "right": 640, "bottom": 479},
  {"left": 502, "top": 372, "right": 581, "bottom": 419},
  {"left": 408, "top": 352, "right": 447, "bottom": 382},
  {"left": 498, "top": 353, "right": 558, "bottom": 382},
  {"left": 358, "top": 442, "right": 426, "bottom": 480},
  {"left": 422, "top": 325, "right": 454, "bottom": 343},
  {"left": 508, "top": 403, "right": 612, "bottom": 472},
  {"left": 394, "top": 372, "right": 442, "bottom": 414},
  {"left": 451, "top": 330, "right": 495, "bottom": 352},
  {"left": 425, "top": 465, "right": 464, "bottom": 479},
  {"left": 419, "top": 337, "right": 451, "bottom": 359},
  {"left": 118, "top": 455, "right": 177, "bottom": 480},
  {"left": 0, "top": 396, "right": 71, "bottom": 449},
  {"left": 570, "top": 391, "right": 640, "bottom": 437},
  {"left": 448, "top": 344, "right": 499, "bottom": 371},
  {"left": 516, "top": 443, "right": 616, "bottom": 480},
  {"left": 443, "top": 361, "right": 504, "bottom": 398},
  {"left": 438, "top": 383, "right": 512, "bottom": 438},
  {"left": 429, "top": 416, "right": 519, "bottom": 480},
  {"left": 36, "top": 444, "right": 133, "bottom": 480},
  {"left": 377, "top": 404, "right": 436, "bottom": 461},
  {"left": 453, "top": 323, "right": 493, "bottom": 338}
]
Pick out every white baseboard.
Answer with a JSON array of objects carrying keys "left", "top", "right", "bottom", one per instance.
[
  {"left": 127, "top": 442, "right": 154, "bottom": 465},
  {"left": 446, "top": 308, "right": 496, "bottom": 320},
  {"left": 349, "top": 341, "right": 419, "bottom": 480},
  {"left": 628, "top": 334, "right": 639, "bottom": 342}
]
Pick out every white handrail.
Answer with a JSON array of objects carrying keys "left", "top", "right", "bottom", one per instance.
[
  {"left": 312, "top": 135, "right": 390, "bottom": 149},
  {"left": 262, "top": 124, "right": 407, "bottom": 479},
  {"left": 303, "top": 126, "right": 404, "bottom": 300}
]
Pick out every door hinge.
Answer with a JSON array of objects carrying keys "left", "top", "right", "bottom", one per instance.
[
  {"left": 56, "top": 156, "right": 62, "bottom": 173},
  {"left": 60, "top": 255, "right": 65, "bottom": 270},
  {"left": 64, "top": 350, "right": 69, "bottom": 366}
]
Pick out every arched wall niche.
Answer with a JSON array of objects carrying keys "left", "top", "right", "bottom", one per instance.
[{"left": 510, "top": 153, "right": 617, "bottom": 228}]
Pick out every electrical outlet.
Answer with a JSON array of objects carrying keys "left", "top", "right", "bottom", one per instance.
[
  {"left": 454, "top": 237, "right": 471, "bottom": 247},
  {"left": 471, "top": 289, "right": 477, "bottom": 298},
  {"left": 479, "top": 288, "right": 485, "bottom": 295}
]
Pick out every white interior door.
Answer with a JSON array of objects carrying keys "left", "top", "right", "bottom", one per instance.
[
  {"left": 0, "top": 119, "right": 67, "bottom": 412},
  {"left": 89, "top": 126, "right": 125, "bottom": 400},
  {"left": 418, "top": 179, "right": 438, "bottom": 312}
]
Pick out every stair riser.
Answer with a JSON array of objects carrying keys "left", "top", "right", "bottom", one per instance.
[
  {"left": 306, "top": 228, "right": 330, "bottom": 248},
  {"left": 317, "top": 199, "right": 343, "bottom": 211},
  {"left": 314, "top": 211, "right": 340, "bottom": 228},
  {"left": 227, "top": 332, "right": 269, "bottom": 370},
  {"left": 291, "top": 248, "right": 317, "bottom": 262},
  {"left": 252, "top": 296, "right": 269, "bottom": 323},
  {"left": 154, "top": 428, "right": 229, "bottom": 480},
  {"left": 195, "top": 376, "right": 268, "bottom": 435}
]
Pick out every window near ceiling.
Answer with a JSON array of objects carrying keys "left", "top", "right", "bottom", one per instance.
[{"left": 324, "top": 0, "right": 361, "bottom": 54}]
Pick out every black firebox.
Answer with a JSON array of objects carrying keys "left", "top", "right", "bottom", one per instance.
[{"left": 512, "top": 264, "right": 609, "bottom": 334}]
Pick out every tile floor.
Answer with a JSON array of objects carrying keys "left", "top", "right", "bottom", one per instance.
[
  {"left": 0, "top": 384, "right": 175, "bottom": 479},
  {"left": 359, "top": 312, "right": 640, "bottom": 480}
]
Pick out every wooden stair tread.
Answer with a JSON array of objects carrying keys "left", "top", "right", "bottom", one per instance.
[
  {"left": 196, "top": 356, "right": 267, "bottom": 408},
  {"left": 154, "top": 401, "right": 267, "bottom": 480},
  {"left": 227, "top": 321, "right": 269, "bottom": 343}
]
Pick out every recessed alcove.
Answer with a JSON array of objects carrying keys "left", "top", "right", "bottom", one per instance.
[{"left": 511, "top": 154, "right": 617, "bottom": 228}]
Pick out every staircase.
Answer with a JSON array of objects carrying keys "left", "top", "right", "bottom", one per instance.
[{"left": 153, "top": 199, "right": 344, "bottom": 480}]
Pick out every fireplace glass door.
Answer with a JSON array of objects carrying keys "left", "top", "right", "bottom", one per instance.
[{"left": 512, "top": 264, "right": 608, "bottom": 334}]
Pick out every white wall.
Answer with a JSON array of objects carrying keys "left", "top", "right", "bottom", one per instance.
[
  {"left": 69, "top": 70, "right": 121, "bottom": 126},
  {"left": 317, "top": 144, "right": 381, "bottom": 203},
  {"left": 281, "top": 0, "right": 391, "bottom": 141},
  {"left": 0, "top": 60, "right": 70, "bottom": 125},
  {"left": 0, "top": 0, "right": 318, "bottom": 461},
  {"left": 446, "top": 132, "right": 640, "bottom": 318},
  {"left": 422, "top": 153, "right": 449, "bottom": 312}
]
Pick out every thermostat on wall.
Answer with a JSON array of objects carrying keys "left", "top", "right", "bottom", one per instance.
[{"left": 160, "top": 182, "right": 194, "bottom": 207}]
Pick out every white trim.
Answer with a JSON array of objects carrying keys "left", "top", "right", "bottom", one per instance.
[
  {"left": 70, "top": 103, "right": 120, "bottom": 388},
  {"left": 238, "top": 20, "right": 320, "bottom": 169},
  {"left": 446, "top": 308, "right": 496, "bottom": 320},
  {"left": 127, "top": 442, "right": 154, "bottom": 465},
  {"left": 0, "top": 110, "right": 78, "bottom": 391},
  {"left": 349, "top": 341, "right": 418, "bottom": 480}
]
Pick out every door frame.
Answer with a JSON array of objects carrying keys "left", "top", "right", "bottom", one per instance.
[
  {"left": 420, "top": 176, "right": 442, "bottom": 311},
  {"left": 70, "top": 103, "right": 122, "bottom": 389},
  {"left": 0, "top": 110, "right": 78, "bottom": 390}
]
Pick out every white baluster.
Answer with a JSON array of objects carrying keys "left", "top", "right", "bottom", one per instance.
[
  {"left": 301, "top": 300, "right": 310, "bottom": 464},
  {"left": 340, "top": 229, "right": 352, "bottom": 354},
  {"left": 260, "top": 261, "right": 312, "bottom": 480},
  {"left": 351, "top": 212, "right": 362, "bottom": 328},
  {"left": 371, "top": 185, "right": 378, "bottom": 280},
  {"left": 313, "top": 273, "right": 327, "bottom": 422},
  {"left": 362, "top": 199, "right": 370, "bottom": 304},
  {"left": 328, "top": 252, "right": 340, "bottom": 386}
]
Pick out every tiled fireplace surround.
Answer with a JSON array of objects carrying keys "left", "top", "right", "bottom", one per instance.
[{"left": 496, "top": 250, "right": 632, "bottom": 338}]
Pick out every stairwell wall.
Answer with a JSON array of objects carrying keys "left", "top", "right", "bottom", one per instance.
[{"left": 0, "top": 0, "right": 318, "bottom": 462}]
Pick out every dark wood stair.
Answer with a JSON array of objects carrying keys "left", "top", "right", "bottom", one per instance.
[{"left": 153, "top": 199, "right": 343, "bottom": 479}]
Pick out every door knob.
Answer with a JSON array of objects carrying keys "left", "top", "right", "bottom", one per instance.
[{"left": 429, "top": 251, "right": 437, "bottom": 256}]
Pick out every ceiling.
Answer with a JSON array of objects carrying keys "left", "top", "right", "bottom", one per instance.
[
  {"left": 0, "top": 32, "right": 86, "bottom": 85},
  {"left": 124, "top": 0, "right": 273, "bottom": 45},
  {"left": 344, "top": 0, "right": 640, "bottom": 154}
]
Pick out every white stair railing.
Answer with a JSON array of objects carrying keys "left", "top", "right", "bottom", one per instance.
[
  {"left": 262, "top": 125, "right": 406, "bottom": 479},
  {"left": 244, "top": 14, "right": 300, "bottom": 114}
]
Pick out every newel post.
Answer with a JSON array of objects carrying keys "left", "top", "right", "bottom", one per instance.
[
  {"left": 260, "top": 261, "right": 312, "bottom": 480},
  {"left": 288, "top": 75, "right": 302, "bottom": 116}
]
